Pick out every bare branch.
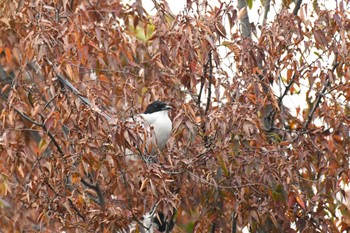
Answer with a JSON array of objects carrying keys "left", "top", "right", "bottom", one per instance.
[
  {"left": 205, "top": 51, "right": 213, "bottom": 115},
  {"left": 293, "top": 0, "right": 303, "bottom": 16},
  {"left": 197, "top": 59, "right": 208, "bottom": 107},
  {"left": 43, "top": 93, "right": 60, "bottom": 110},
  {"left": 304, "top": 88, "right": 325, "bottom": 129},
  {"left": 13, "top": 109, "right": 42, "bottom": 126},
  {"left": 237, "top": 0, "right": 252, "bottom": 38},
  {"left": 210, "top": 223, "right": 216, "bottom": 233},
  {"left": 12, "top": 108, "right": 65, "bottom": 155},
  {"left": 46, "top": 180, "right": 86, "bottom": 221},
  {"left": 262, "top": 0, "right": 271, "bottom": 25},
  {"left": 278, "top": 73, "right": 297, "bottom": 107},
  {"left": 303, "top": 62, "right": 339, "bottom": 129},
  {"left": 68, "top": 198, "right": 86, "bottom": 221},
  {"left": 81, "top": 178, "right": 105, "bottom": 206},
  {"left": 231, "top": 212, "right": 236, "bottom": 233},
  {"left": 45, "top": 58, "right": 113, "bottom": 123}
]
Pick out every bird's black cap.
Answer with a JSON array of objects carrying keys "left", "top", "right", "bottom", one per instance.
[{"left": 144, "top": 101, "right": 172, "bottom": 114}]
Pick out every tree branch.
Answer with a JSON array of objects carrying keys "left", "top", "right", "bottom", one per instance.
[
  {"left": 46, "top": 179, "right": 86, "bottom": 221},
  {"left": 231, "top": 211, "right": 236, "bottom": 233},
  {"left": 43, "top": 93, "right": 60, "bottom": 110},
  {"left": 81, "top": 178, "right": 105, "bottom": 206},
  {"left": 278, "top": 73, "right": 296, "bottom": 107},
  {"left": 303, "top": 62, "right": 339, "bottom": 129},
  {"left": 293, "top": 0, "right": 303, "bottom": 16},
  {"left": 68, "top": 198, "right": 86, "bottom": 221},
  {"left": 205, "top": 51, "right": 213, "bottom": 115},
  {"left": 237, "top": 0, "right": 252, "bottom": 38},
  {"left": 262, "top": 0, "right": 271, "bottom": 25},
  {"left": 13, "top": 108, "right": 65, "bottom": 155},
  {"left": 46, "top": 58, "right": 113, "bottom": 123},
  {"left": 197, "top": 59, "right": 208, "bottom": 107},
  {"left": 303, "top": 80, "right": 327, "bottom": 129}
]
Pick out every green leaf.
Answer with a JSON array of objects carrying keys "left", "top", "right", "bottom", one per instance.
[
  {"left": 141, "top": 87, "right": 148, "bottom": 95},
  {"left": 247, "top": 0, "right": 253, "bottom": 9},
  {"left": 39, "top": 138, "right": 47, "bottom": 153}
]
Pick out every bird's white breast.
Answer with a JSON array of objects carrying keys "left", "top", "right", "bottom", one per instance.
[{"left": 140, "top": 110, "right": 172, "bottom": 153}]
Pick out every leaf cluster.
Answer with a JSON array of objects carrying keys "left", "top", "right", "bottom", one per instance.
[{"left": 0, "top": 0, "right": 349, "bottom": 232}]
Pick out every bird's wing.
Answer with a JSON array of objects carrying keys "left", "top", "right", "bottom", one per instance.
[{"left": 122, "top": 114, "right": 157, "bottom": 161}]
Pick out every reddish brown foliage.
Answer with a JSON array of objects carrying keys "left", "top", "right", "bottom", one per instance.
[{"left": 0, "top": 0, "right": 350, "bottom": 232}]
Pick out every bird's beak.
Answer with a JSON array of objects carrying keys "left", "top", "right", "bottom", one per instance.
[{"left": 162, "top": 104, "right": 172, "bottom": 111}]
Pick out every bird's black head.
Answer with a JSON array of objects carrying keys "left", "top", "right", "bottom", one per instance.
[{"left": 144, "top": 101, "right": 172, "bottom": 114}]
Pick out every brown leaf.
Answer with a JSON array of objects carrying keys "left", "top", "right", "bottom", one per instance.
[
  {"left": 296, "top": 196, "right": 306, "bottom": 210},
  {"left": 215, "top": 21, "right": 226, "bottom": 38},
  {"left": 237, "top": 7, "right": 247, "bottom": 20}
]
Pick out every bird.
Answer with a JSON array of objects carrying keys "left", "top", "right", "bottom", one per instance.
[
  {"left": 125, "top": 100, "right": 173, "bottom": 161},
  {"left": 119, "top": 203, "right": 175, "bottom": 233},
  {"left": 119, "top": 101, "right": 176, "bottom": 232}
]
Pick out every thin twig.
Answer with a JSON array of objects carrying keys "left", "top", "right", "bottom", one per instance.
[
  {"left": 210, "top": 223, "right": 216, "bottom": 233},
  {"left": 231, "top": 211, "right": 236, "bottom": 233},
  {"left": 14, "top": 108, "right": 65, "bottom": 156},
  {"left": 205, "top": 51, "right": 213, "bottom": 115},
  {"left": 46, "top": 179, "right": 86, "bottom": 221},
  {"left": 44, "top": 93, "right": 60, "bottom": 110},
  {"left": 68, "top": 198, "right": 86, "bottom": 221},
  {"left": 14, "top": 109, "right": 41, "bottom": 126},
  {"left": 197, "top": 60, "right": 208, "bottom": 107},
  {"left": 81, "top": 178, "right": 105, "bottom": 206},
  {"left": 304, "top": 79, "right": 329, "bottom": 129},
  {"left": 278, "top": 73, "right": 296, "bottom": 107},
  {"left": 46, "top": 58, "right": 113, "bottom": 123},
  {"left": 187, "top": 171, "right": 269, "bottom": 190},
  {"left": 303, "top": 62, "right": 339, "bottom": 129},
  {"left": 46, "top": 130, "right": 64, "bottom": 155}
]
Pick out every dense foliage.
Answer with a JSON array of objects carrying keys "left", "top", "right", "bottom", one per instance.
[{"left": 0, "top": 0, "right": 349, "bottom": 232}]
